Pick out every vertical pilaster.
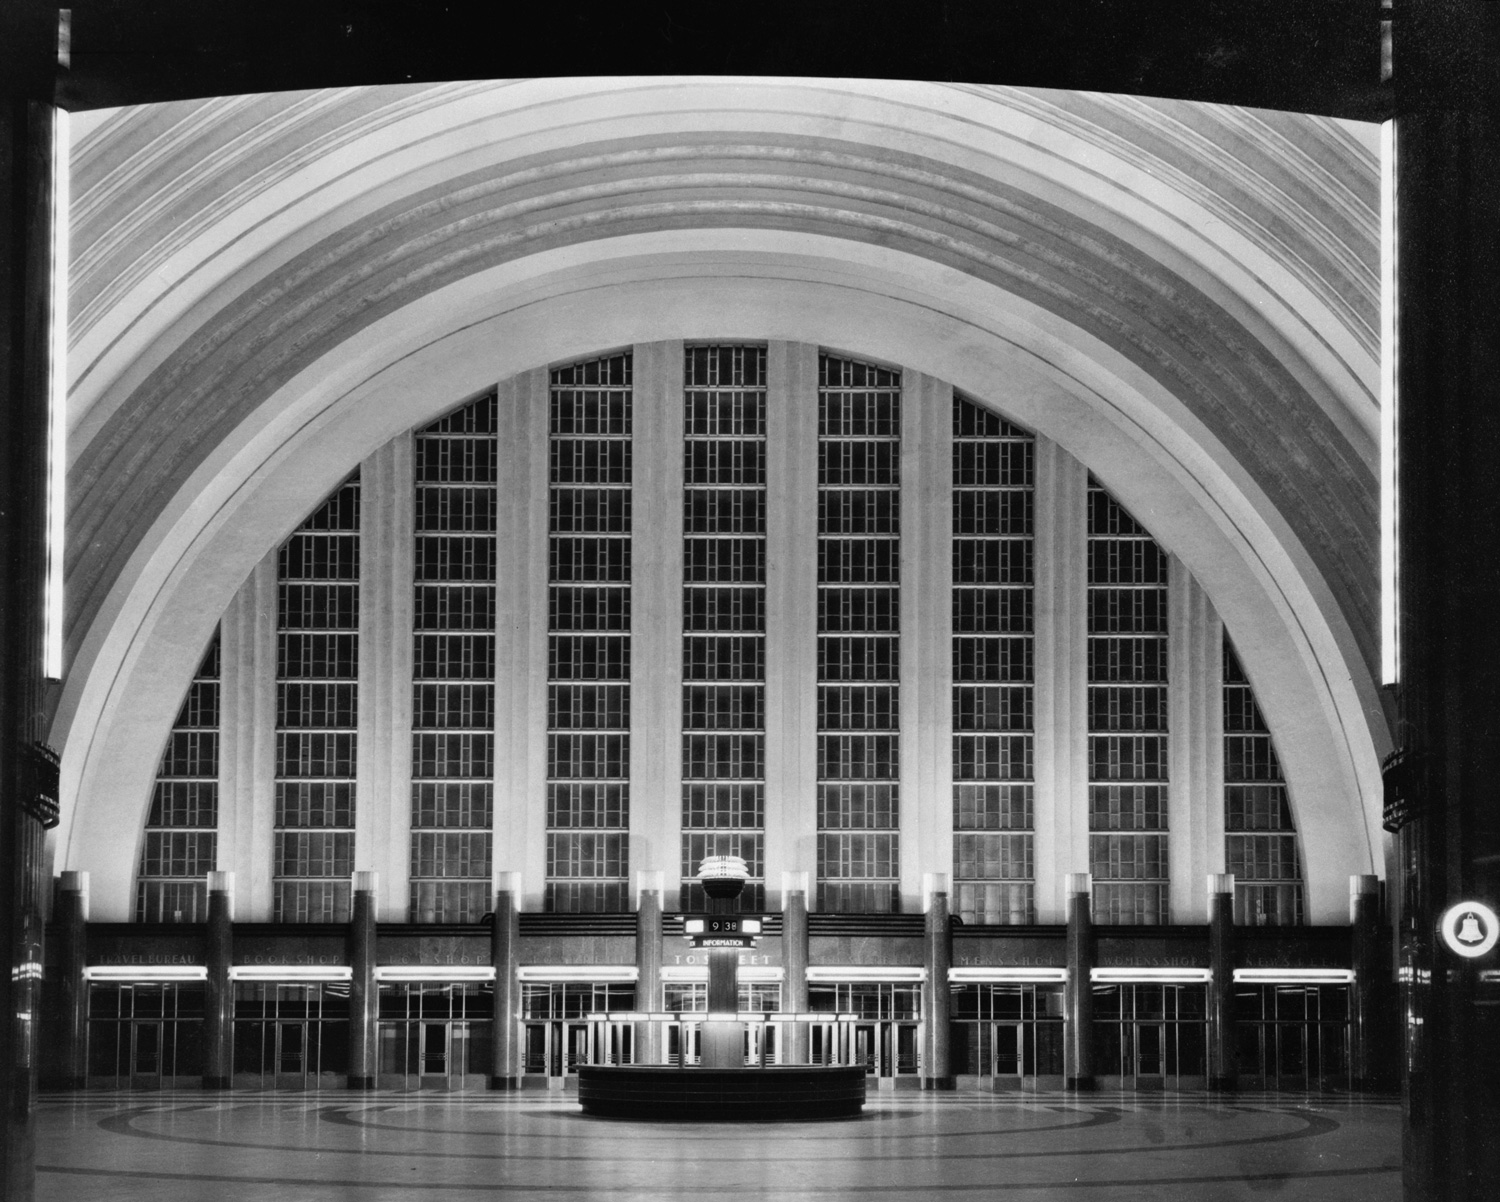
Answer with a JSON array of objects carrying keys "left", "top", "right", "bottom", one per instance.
[
  {"left": 900, "top": 373, "right": 953, "bottom": 909},
  {"left": 1350, "top": 873, "right": 1381, "bottom": 1090},
  {"left": 203, "top": 871, "right": 233, "bottom": 1088},
  {"left": 630, "top": 342, "right": 685, "bottom": 900},
  {"left": 54, "top": 873, "right": 87, "bottom": 1089},
  {"left": 922, "top": 874, "right": 954, "bottom": 1088},
  {"left": 1034, "top": 440, "right": 1089, "bottom": 922},
  {"left": 219, "top": 554, "right": 278, "bottom": 920},
  {"left": 1207, "top": 872, "right": 1236, "bottom": 1090},
  {"left": 490, "top": 873, "right": 521, "bottom": 1088},
  {"left": 635, "top": 872, "right": 663, "bottom": 1063},
  {"left": 764, "top": 343, "right": 821, "bottom": 899},
  {"left": 356, "top": 438, "right": 415, "bottom": 920},
  {"left": 347, "top": 871, "right": 377, "bottom": 1088},
  {"left": 495, "top": 369, "right": 550, "bottom": 911},
  {"left": 782, "top": 871, "right": 810, "bottom": 1063},
  {"left": 1064, "top": 872, "right": 1095, "bottom": 1088},
  {"left": 1169, "top": 564, "right": 1222, "bottom": 923}
]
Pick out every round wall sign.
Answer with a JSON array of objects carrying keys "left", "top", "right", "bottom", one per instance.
[{"left": 1440, "top": 901, "right": 1500, "bottom": 958}]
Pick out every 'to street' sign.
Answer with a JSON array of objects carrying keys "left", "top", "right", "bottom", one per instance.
[{"left": 1440, "top": 901, "right": 1500, "bottom": 959}]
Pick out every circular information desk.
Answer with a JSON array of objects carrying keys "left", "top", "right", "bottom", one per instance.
[{"left": 576, "top": 1065, "right": 867, "bottom": 1121}]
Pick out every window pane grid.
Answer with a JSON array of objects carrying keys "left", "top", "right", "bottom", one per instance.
[
  {"left": 1088, "top": 478, "right": 1168, "bottom": 924},
  {"left": 816, "top": 356, "right": 901, "bottom": 912},
  {"left": 548, "top": 355, "right": 632, "bottom": 910},
  {"left": 1223, "top": 639, "right": 1304, "bottom": 925},
  {"left": 411, "top": 399, "right": 498, "bottom": 922},
  {"left": 275, "top": 477, "right": 359, "bottom": 923},
  {"left": 953, "top": 396, "right": 1034, "bottom": 924},
  {"left": 681, "top": 347, "right": 767, "bottom": 909}
]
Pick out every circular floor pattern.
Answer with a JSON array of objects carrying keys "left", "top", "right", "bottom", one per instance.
[{"left": 36, "top": 1089, "right": 1402, "bottom": 1202}]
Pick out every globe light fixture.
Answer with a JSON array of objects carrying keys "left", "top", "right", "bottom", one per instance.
[{"left": 697, "top": 854, "right": 749, "bottom": 901}]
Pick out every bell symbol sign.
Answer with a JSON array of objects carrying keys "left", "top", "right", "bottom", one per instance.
[{"left": 1441, "top": 901, "right": 1500, "bottom": 958}]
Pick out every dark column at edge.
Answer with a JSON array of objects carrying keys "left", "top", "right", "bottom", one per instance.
[
  {"left": 922, "top": 879, "right": 954, "bottom": 1089},
  {"left": 347, "top": 876, "right": 377, "bottom": 1089},
  {"left": 202, "top": 874, "right": 233, "bottom": 1088},
  {"left": 0, "top": 94, "right": 55, "bottom": 1202},
  {"left": 1349, "top": 875, "right": 1381, "bottom": 1091},
  {"left": 1065, "top": 874, "right": 1095, "bottom": 1090},
  {"left": 1207, "top": 875, "right": 1236, "bottom": 1091},
  {"left": 54, "top": 875, "right": 87, "bottom": 1090}
]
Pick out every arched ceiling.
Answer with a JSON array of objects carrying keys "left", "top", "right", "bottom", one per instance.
[{"left": 51, "top": 78, "right": 1385, "bottom": 914}]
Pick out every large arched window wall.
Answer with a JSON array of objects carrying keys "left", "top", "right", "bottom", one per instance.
[{"left": 130, "top": 345, "right": 1307, "bottom": 928}]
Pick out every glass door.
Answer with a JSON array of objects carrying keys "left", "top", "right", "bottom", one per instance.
[
  {"left": 131, "top": 1022, "right": 163, "bottom": 1088},
  {"left": 1135, "top": 1022, "right": 1166, "bottom": 1081},
  {"left": 992, "top": 1023, "right": 1023, "bottom": 1076}
]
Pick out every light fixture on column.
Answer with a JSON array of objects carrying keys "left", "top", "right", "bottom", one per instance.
[{"left": 697, "top": 854, "right": 749, "bottom": 901}]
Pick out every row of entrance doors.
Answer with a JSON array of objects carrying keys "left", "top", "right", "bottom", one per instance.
[{"left": 520, "top": 1019, "right": 920, "bottom": 1079}]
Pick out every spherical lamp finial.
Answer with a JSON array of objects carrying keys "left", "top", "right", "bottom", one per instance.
[{"left": 697, "top": 854, "right": 749, "bottom": 901}]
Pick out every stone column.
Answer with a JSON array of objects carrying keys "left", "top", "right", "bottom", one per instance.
[
  {"left": 922, "top": 873, "right": 954, "bottom": 1089},
  {"left": 701, "top": 944, "right": 743, "bottom": 1068},
  {"left": 900, "top": 372, "right": 954, "bottom": 909},
  {"left": 1064, "top": 872, "right": 1095, "bottom": 1089},
  {"left": 54, "top": 872, "right": 88, "bottom": 1090},
  {"left": 219, "top": 554, "right": 279, "bottom": 919},
  {"left": 1349, "top": 874, "right": 1381, "bottom": 1091},
  {"left": 347, "top": 871, "right": 378, "bottom": 1088},
  {"left": 782, "top": 871, "right": 810, "bottom": 1063},
  {"left": 1207, "top": 872, "right": 1236, "bottom": 1091},
  {"left": 355, "top": 439, "right": 415, "bottom": 920},
  {"left": 629, "top": 341, "right": 685, "bottom": 901},
  {"left": 1168, "top": 565, "right": 1222, "bottom": 924},
  {"left": 494, "top": 369, "right": 550, "bottom": 911},
  {"left": 203, "top": 871, "right": 234, "bottom": 1088},
  {"left": 1033, "top": 440, "right": 1089, "bottom": 925},
  {"left": 635, "top": 871, "right": 663, "bottom": 1064},
  {"left": 490, "top": 872, "right": 521, "bottom": 1089},
  {"left": 764, "top": 343, "right": 821, "bottom": 899}
]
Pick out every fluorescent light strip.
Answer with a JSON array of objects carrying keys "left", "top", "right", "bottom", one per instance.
[
  {"left": 948, "top": 967, "right": 1067, "bottom": 984},
  {"left": 1380, "top": 117, "right": 1399, "bottom": 686},
  {"left": 374, "top": 966, "right": 495, "bottom": 982},
  {"left": 515, "top": 966, "right": 638, "bottom": 983},
  {"left": 1090, "top": 967, "right": 1211, "bottom": 984},
  {"left": 1233, "top": 968, "right": 1354, "bottom": 985},
  {"left": 659, "top": 965, "right": 784, "bottom": 983},
  {"left": 805, "top": 967, "right": 926, "bottom": 983},
  {"left": 230, "top": 966, "right": 352, "bottom": 982},
  {"left": 44, "top": 108, "right": 69, "bottom": 680},
  {"left": 583, "top": 1012, "right": 859, "bottom": 1023},
  {"left": 84, "top": 965, "right": 207, "bottom": 981}
]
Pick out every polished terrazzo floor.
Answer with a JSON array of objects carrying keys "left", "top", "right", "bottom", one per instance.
[{"left": 36, "top": 1088, "right": 1402, "bottom": 1201}]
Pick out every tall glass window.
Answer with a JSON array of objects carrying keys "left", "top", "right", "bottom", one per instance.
[
  {"left": 274, "top": 475, "right": 360, "bottom": 922},
  {"left": 411, "top": 395, "right": 497, "bottom": 922},
  {"left": 1223, "top": 639, "right": 1305, "bottom": 925},
  {"left": 1087, "top": 478, "right": 1169, "bottom": 924},
  {"left": 546, "top": 354, "right": 632, "bottom": 911},
  {"left": 681, "top": 345, "right": 767, "bottom": 911},
  {"left": 816, "top": 354, "right": 901, "bottom": 912},
  {"left": 951, "top": 396, "right": 1035, "bottom": 924},
  {"left": 136, "top": 632, "right": 220, "bottom": 922}
]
